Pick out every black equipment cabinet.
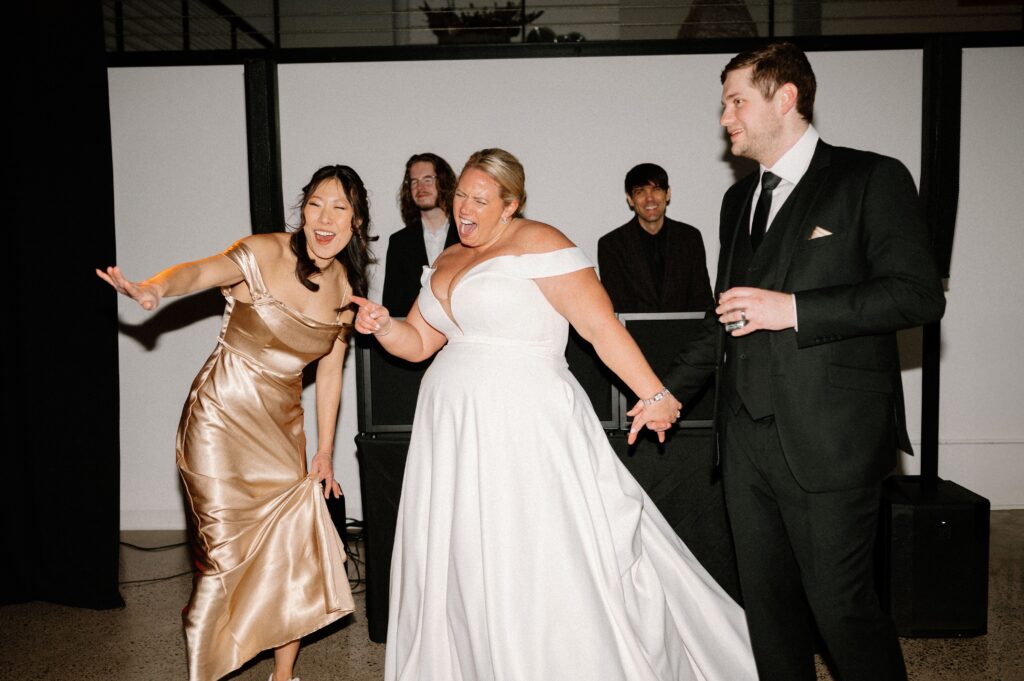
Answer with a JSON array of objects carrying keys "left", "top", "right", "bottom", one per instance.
[
  {"left": 877, "top": 475, "right": 990, "bottom": 637},
  {"left": 356, "top": 435, "right": 410, "bottom": 643}
]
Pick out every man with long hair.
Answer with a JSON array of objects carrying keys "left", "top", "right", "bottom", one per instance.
[{"left": 382, "top": 153, "right": 459, "bottom": 313}]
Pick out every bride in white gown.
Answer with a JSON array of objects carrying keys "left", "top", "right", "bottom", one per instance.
[{"left": 353, "top": 149, "right": 756, "bottom": 681}]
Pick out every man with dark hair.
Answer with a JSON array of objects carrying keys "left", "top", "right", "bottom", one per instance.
[
  {"left": 382, "top": 153, "right": 459, "bottom": 313},
  {"left": 661, "top": 43, "right": 945, "bottom": 680},
  {"left": 597, "top": 163, "right": 713, "bottom": 313}
]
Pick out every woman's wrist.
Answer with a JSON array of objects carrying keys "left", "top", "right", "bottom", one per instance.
[
  {"left": 641, "top": 386, "right": 671, "bottom": 406},
  {"left": 141, "top": 278, "right": 167, "bottom": 298},
  {"left": 373, "top": 317, "right": 394, "bottom": 337}
]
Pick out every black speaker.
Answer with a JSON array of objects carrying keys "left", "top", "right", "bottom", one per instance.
[
  {"left": 354, "top": 327, "right": 432, "bottom": 433},
  {"left": 877, "top": 475, "right": 989, "bottom": 637},
  {"left": 356, "top": 434, "right": 410, "bottom": 643}
]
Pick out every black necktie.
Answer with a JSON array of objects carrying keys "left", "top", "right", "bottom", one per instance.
[{"left": 750, "top": 171, "right": 781, "bottom": 251}]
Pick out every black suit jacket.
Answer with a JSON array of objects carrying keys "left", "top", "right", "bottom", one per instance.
[
  {"left": 597, "top": 216, "right": 714, "bottom": 313},
  {"left": 382, "top": 218, "right": 459, "bottom": 314},
  {"left": 666, "top": 141, "right": 945, "bottom": 492}
]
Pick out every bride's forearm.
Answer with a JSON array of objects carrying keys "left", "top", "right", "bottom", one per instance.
[
  {"left": 374, "top": 318, "right": 444, "bottom": 363},
  {"left": 589, "top": 321, "right": 665, "bottom": 401}
]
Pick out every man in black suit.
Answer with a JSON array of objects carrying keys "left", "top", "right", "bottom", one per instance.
[
  {"left": 661, "top": 44, "right": 946, "bottom": 680},
  {"left": 382, "top": 153, "right": 460, "bottom": 313},
  {"left": 597, "top": 163, "right": 714, "bottom": 313}
]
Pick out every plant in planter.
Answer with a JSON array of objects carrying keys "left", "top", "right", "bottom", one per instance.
[{"left": 421, "top": 1, "right": 545, "bottom": 44}]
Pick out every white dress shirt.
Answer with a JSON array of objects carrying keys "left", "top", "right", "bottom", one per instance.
[
  {"left": 747, "top": 125, "right": 819, "bottom": 330},
  {"left": 749, "top": 125, "right": 820, "bottom": 233},
  {"left": 423, "top": 218, "right": 450, "bottom": 266}
]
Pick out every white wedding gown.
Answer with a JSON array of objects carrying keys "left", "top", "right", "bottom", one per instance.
[{"left": 384, "top": 247, "right": 756, "bottom": 681}]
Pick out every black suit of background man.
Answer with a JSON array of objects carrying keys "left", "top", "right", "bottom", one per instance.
[
  {"left": 598, "top": 163, "right": 714, "bottom": 313},
  {"left": 663, "top": 44, "right": 945, "bottom": 681},
  {"left": 382, "top": 153, "right": 460, "bottom": 314}
]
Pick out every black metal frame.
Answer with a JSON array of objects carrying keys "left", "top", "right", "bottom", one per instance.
[
  {"left": 617, "top": 312, "right": 713, "bottom": 430},
  {"left": 107, "top": 31, "right": 1022, "bottom": 67}
]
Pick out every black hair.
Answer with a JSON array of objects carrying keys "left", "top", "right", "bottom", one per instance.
[
  {"left": 624, "top": 163, "right": 670, "bottom": 195},
  {"left": 290, "top": 164, "right": 374, "bottom": 298}
]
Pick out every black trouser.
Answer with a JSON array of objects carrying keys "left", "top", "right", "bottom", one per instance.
[{"left": 722, "top": 407, "right": 906, "bottom": 681}]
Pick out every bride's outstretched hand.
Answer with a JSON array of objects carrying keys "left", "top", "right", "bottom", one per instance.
[
  {"left": 96, "top": 266, "right": 162, "bottom": 311},
  {"left": 351, "top": 295, "right": 393, "bottom": 336}
]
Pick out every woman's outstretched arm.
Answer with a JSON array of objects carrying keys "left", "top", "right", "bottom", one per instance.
[
  {"left": 96, "top": 251, "right": 243, "bottom": 311},
  {"left": 537, "top": 266, "right": 682, "bottom": 443}
]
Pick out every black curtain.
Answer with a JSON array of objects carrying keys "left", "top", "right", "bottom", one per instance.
[{"left": 5, "top": 0, "right": 123, "bottom": 608}]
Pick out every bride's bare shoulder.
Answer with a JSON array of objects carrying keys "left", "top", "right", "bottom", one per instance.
[{"left": 512, "top": 219, "right": 575, "bottom": 254}]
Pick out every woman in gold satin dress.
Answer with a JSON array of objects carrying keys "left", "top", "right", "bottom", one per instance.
[{"left": 97, "top": 165, "right": 371, "bottom": 681}]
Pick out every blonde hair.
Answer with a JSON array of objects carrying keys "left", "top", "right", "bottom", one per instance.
[{"left": 462, "top": 148, "right": 527, "bottom": 217}]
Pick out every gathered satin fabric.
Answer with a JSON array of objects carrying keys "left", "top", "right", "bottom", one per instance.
[{"left": 176, "top": 242, "right": 354, "bottom": 681}]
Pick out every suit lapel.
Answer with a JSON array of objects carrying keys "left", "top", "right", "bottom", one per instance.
[
  {"left": 753, "top": 141, "right": 833, "bottom": 290},
  {"left": 443, "top": 218, "right": 460, "bottom": 248},
  {"left": 660, "top": 219, "right": 687, "bottom": 300},
  {"left": 720, "top": 175, "right": 758, "bottom": 293},
  {"left": 409, "top": 218, "right": 430, "bottom": 266}
]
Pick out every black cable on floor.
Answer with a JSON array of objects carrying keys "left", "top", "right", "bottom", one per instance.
[
  {"left": 119, "top": 569, "right": 195, "bottom": 586},
  {"left": 346, "top": 517, "right": 367, "bottom": 594},
  {"left": 120, "top": 540, "right": 188, "bottom": 552}
]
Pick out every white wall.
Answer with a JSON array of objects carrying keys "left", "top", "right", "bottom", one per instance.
[
  {"left": 111, "top": 46, "right": 1023, "bottom": 530},
  {"left": 925, "top": 46, "right": 1024, "bottom": 507},
  {"left": 109, "top": 66, "right": 249, "bottom": 529}
]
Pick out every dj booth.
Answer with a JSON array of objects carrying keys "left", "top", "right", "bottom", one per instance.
[{"left": 354, "top": 313, "right": 740, "bottom": 643}]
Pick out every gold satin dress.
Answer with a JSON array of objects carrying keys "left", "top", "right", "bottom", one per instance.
[{"left": 176, "top": 242, "right": 354, "bottom": 681}]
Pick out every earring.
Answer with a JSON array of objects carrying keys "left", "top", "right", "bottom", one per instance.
[{"left": 501, "top": 216, "right": 510, "bottom": 225}]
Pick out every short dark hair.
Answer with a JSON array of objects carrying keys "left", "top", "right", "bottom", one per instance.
[
  {"left": 624, "top": 163, "right": 670, "bottom": 195},
  {"left": 398, "top": 153, "right": 456, "bottom": 226},
  {"left": 721, "top": 42, "right": 816, "bottom": 122}
]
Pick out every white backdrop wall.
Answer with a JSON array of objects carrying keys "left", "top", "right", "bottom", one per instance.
[
  {"left": 930, "top": 47, "right": 1024, "bottom": 506},
  {"left": 109, "top": 65, "right": 250, "bottom": 529},
  {"left": 111, "top": 47, "right": 1023, "bottom": 530}
]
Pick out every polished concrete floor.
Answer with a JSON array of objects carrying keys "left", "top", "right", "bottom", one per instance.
[{"left": 2, "top": 511, "right": 1020, "bottom": 681}]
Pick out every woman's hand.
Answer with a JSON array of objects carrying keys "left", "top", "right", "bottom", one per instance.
[
  {"left": 309, "top": 451, "right": 342, "bottom": 499},
  {"left": 96, "top": 266, "right": 162, "bottom": 310},
  {"left": 351, "top": 295, "right": 393, "bottom": 336},
  {"left": 625, "top": 390, "right": 683, "bottom": 444}
]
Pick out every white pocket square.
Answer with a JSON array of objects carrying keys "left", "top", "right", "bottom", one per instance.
[{"left": 809, "top": 226, "right": 833, "bottom": 239}]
